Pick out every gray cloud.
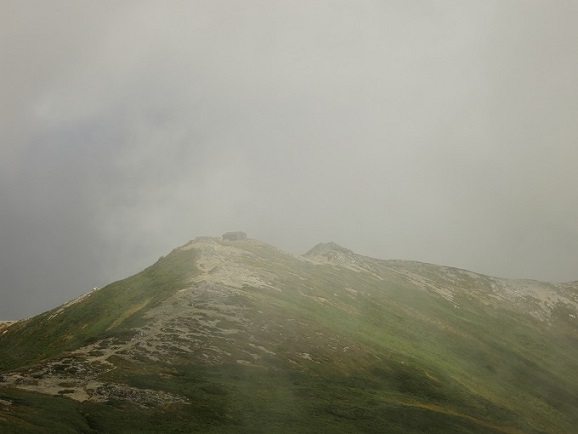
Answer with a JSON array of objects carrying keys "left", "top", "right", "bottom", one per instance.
[{"left": 1, "top": 0, "right": 578, "bottom": 319}]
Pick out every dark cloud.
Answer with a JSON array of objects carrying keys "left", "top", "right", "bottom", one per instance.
[{"left": 1, "top": 0, "right": 578, "bottom": 320}]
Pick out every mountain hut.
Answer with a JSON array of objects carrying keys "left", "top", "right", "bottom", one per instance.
[{"left": 222, "top": 231, "right": 247, "bottom": 241}]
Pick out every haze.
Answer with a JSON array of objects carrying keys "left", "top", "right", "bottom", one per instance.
[{"left": 1, "top": 0, "right": 578, "bottom": 320}]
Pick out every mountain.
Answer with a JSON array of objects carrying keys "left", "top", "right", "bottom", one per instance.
[{"left": 1, "top": 237, "right": 577, "bottom": 433}]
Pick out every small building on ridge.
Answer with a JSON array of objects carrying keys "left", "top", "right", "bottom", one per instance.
[{"left": 222, "top": 231, "right": 247, "bottom": 241}]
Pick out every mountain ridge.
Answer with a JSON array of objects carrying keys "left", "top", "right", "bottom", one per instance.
[
  {"left": 1, "top": 236, "right": 577, "bottom": 433},
  {"left": 3, "top": 237, "right": 576, "bottom": 324}
]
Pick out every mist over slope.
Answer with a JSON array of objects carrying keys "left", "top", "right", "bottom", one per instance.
[{"left": 1, "top": 237, "right": 577, "bottom": 433}]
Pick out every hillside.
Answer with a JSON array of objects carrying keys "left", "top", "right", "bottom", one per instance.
[{"left": 1, "top": 237, "right": 577, "bottom": 433}]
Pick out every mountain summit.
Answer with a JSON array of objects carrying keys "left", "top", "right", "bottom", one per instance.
[{"left": 1, "top": 237, "right": 577, "bottom": 433}]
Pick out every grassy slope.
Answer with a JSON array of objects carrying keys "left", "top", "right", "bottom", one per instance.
[
  {"left": 1, "top": 240, "right": 577, "bottom": 433},
  {"left": 0, "top": 247, "right": 199, "bottom": 371}
]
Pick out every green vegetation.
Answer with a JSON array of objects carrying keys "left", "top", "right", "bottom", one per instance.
[
  {"left": 1, "top": 238, "right": 577, "bottom": 433},
  {"left": 0, "top": 248, "right": 199, "bottom": 371},
  {"left": 0, "top": 366, "right": 530, "bottom": 434}
]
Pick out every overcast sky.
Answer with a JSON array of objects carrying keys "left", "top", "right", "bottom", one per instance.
[{"left": 1, "top": 0, "right": 578, "bottom": 320}]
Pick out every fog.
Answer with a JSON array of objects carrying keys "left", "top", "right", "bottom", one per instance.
[{"left": 2, "top": 0, "right": 578, "bottom": 320}]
